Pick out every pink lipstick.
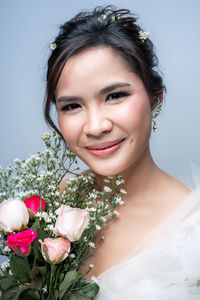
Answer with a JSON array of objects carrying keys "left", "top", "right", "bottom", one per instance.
[{"left": 86, "top": 139, "right": 125, "bottom": 156}]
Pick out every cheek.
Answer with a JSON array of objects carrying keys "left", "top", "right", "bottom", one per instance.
[
  {"left": 58, "top": 114, "right": 80, "bottom": 146},
  {"left": 116, "top": 98, "right": 151, "bottom": 131}
]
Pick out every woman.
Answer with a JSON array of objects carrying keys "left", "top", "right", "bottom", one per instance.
[{"left": 44, "top": 6, "right": 200, "bottom": 299}]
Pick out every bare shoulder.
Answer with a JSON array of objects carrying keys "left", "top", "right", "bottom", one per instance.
[
  {"left": 157, "top": 168, "right": 191, "bottom": 206},
  {"left": 59, "top": 169, "right": 91, "bottom": 194}
]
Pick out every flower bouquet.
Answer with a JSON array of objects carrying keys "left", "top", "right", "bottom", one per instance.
[{"left": 0, "top": 131, "right": 125, "bottom": 299}]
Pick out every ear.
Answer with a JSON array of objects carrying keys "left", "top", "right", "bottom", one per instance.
[{"left": 151, "top": 91, "right": 163, "bottom": 111}]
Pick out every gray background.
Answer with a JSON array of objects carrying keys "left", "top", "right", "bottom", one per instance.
[{"left": 0, "top": 0, "right": 200, "bottom": 186}]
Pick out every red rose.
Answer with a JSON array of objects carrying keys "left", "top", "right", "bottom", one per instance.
[
  {"left": 6, "top": 229, "right": 37, "bottom": 256},
  {"left": 24, "top": 196, "right": 46, "bottom": 215}
]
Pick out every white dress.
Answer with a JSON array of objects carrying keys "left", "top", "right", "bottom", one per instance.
[{"left": 92, "top": 177, "right": 200, "bottom": 299}]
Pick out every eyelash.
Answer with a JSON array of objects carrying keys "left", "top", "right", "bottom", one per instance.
[
  {"left": 60, "top": 103, "right": 81, "bottom": 112},
  {"left": 106, "top": 91, "right": 130, "bottom": 101},
  {"left": 60, "top": 91, "right": 130, "bottom": 112}
]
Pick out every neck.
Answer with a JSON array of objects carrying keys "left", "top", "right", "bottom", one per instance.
[{"left": 95, "top": 145, "right": 160, "bottom": 200}]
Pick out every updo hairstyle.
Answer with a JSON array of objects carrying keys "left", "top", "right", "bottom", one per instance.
[{"left": 44, "top": 5, "right": 165, "bottom": 139}]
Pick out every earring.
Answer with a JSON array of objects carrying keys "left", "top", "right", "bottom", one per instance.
[{"left": 151, "top": 97, "right": 162, "bottom": 132}]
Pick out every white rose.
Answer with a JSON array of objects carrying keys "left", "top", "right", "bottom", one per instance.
[
  {"left": 0, "top": 199, "right": 29, "bottom": 233},
  {"left": 54, "top": 205, "right": 89, "bottom": 242}
]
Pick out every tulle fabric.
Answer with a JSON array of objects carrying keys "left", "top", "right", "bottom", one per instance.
[{"left": 80, "top": 166, "right": 200, "bottom": 299}]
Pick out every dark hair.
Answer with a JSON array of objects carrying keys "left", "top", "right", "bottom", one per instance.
[{"left": 44, "top": 5, "right": 165, "bottom": 138}]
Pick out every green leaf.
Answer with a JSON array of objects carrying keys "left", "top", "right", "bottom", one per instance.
[
  {"left": 0, "top": 276, "right": 18, "bottom": 290},
  {"left": 54, "top": 289, "right": 59, "bottom": 299},
  {"left": 35, "top": 228, "right": 47, "bottom": 241},
  {"left": 10, "top": 255, "right": 31, "bottom": 283},
  {"left": 12, "top": 245, "right": 27, "bottom": 258},
  {"left": 19, "top": 289, "right": 40, "bottom": 300},
  {"left": 68, "top": 293, "right": 77, "bottom": 300},
  {"left": 32, "top": 227, "right": 48, "bottom": 260},
  {"left": 75, "top": 281, "right": 99, "bottom": 298},
  {"left": 30, "top": 265, "right": 47, "bottom": 279},
  {"left": 27, "top": 208, "right": 36, "bottom": 219},
  {"left": 59, "top": 270, "right": 78, "bottom": 299},
  {"left": 31, "top": 219, "right": 40, "bottom": 231},
  {"left": 43, "top": 244, "right": 52, "bottom": 264},
  {"left": 59, "top": 273, "right": 64, "bottom": 284},
  {"left": 1, "top": 285, "right": 21, "bottom": 300},
  {"left": 31, "top": 275, "right": 43, "bottom": 291}
]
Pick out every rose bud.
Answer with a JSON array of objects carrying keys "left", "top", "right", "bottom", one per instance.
[
  {"left": 6, "top": 229, "right": 37, "bottom": 256},
  {"left": 39, "top": 237, "right": 71, "bottom": 264},
  {"left": 54, "top": 205, "right": 89, "bottom": 242},
  {"left": 24, "top": 196, "right": 46, "bottom": 217},
  {"left": 0, "top": 198, "right": 29, "bottom": 233}
]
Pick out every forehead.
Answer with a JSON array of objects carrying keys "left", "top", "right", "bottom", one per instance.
[{"left": 55, "top": 46, "right": 139, "bottom": 97}]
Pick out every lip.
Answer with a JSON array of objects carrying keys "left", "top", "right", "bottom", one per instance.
[{"left": 85, "top": 139, "right": 125, "bottom": 156}]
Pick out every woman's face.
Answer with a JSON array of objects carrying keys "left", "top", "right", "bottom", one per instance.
[{"left": 55, "top": 47, "right": 152, "bottom": 177}]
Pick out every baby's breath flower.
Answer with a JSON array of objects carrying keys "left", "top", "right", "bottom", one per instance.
[
  {"left": 88, "top": 242, "right": 95, "bottom": 248},
  {"left": 42, "top": 132, "right": 51, "bottom": 140},
  {"left": 50, "top": 43, "right": 57, "bottom": 50},
  {"left": 100, "top": 216, "right": 106, "bottom": 222},
  {"left": 1, "top": 259, "right": 10, "bottom": 271},
  {"left": 120, "top": 189, "right": 127, "bottom": 194},
  {"left": 46, "top": 224, "right": 54, "bottom": 231},
  {"left": 88, "top": 192, "right": 98, "bottom": 199},
  {"left": 36, "top": 212, "right": 43, "bottom": 218},
  {"left": 116, "top": 179, "right": 123, "bottom": 186},
  {"left": 70, "top": 253, "right": 75, "bottom": 258},
  {"left": 96, "top": 225, "right": 101, "bottom": 230},
  {"left": 42, "top": 285, "right": 48, "bottom": 294},
  {"left": 103, "top": 178, "right": 110, "bottom": 183},
  {"left": 45, "top": 149, "right": 52, "bottom": 156},
  {"left": 3, "top": 246, "right": 11, "bottom": 253},
  {"left": 115, "top": 196, "right": 122, "bottom": 204},
  {"left": 139, "top": 30, "right": 149, "bottom": 42},
  {"left": 91, "top": 276, "right": 98, "bottom": 284},
  {"left": 104, "top": 186, "right": 112, "bottom": 193},
  {"left": 113, "top": 210, "right": 119, "bottom": 216},
  {"left": 89, "top": 264, "right": 94, "bottom": 268},
  {"left": 89, "top": 207, "right": 96, "bottom": 212},
  {"left": 14, "top": 158, "right": 21, "bottom": 164}
]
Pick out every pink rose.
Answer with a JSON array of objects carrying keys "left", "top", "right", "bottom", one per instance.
[
  {"left": 54, "top": 205, "right": 89, "bottom": 242},
  {"left": 6, "top": 229, "right": 37, "bottom": 256},
  {"left": 24, "top": 196, "right": 46, "bottom": 215},
  {"left": 39, "top": 237, "right": 71, "bottom": 264},
  {"left": 0, "top": 198, "right": 29, "bottom": 233}
]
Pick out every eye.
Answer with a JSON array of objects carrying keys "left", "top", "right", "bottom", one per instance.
[
  {"left": 106, "top": 91, "right": 130, "bottom": 101},
  {"left": 60, "top": 103, "right": 81, "bottom": 112}
]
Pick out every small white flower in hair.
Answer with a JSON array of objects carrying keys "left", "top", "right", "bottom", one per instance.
[
  {"left": 49, "top": 43, "right": 57, "bottom": 50},
  {"left": 139, "top": 30, "right": 149, "bottom": 42}
]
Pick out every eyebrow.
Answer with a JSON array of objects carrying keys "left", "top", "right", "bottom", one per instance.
[{"left": 56, "top": 82, "right": 131, "bottom": 103}]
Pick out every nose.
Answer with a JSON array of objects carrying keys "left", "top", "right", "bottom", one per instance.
[{"left": 83, "top": 108, "right": 112, "bottom": 137}]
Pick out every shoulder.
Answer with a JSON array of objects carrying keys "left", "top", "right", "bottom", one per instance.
[
  {"left": 146, "top": 167, "right": 193, "bottom": 220},
  {"left": 59, "top": 169, "right": 91, "bottom": 194},
  {"left": 156, "top": 167, "right": 191, "bottom": 205}
]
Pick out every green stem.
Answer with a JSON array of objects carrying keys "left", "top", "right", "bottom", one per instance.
[{"left": 49, "top": 264, "right": 56, "bottom": 296}]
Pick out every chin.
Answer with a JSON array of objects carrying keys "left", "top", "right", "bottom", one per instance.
[{"left": 87, "top": 163, "right": 126, "bottom": 177}]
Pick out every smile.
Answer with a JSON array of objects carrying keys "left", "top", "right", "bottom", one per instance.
[{"left": 85, "top": 139, "right": 125, "bottom": 157}]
